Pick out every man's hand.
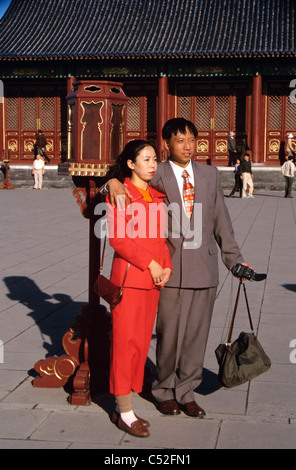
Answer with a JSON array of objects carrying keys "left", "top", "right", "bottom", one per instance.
[
  {"left": 241, "top": 262, "right": 253, "bottom": 269},
  {"left": 108, "top": 178, "right": 131, "bottom": 208},
  {"left": 232, "top": 262, "right": 253, "bottom": 283}
]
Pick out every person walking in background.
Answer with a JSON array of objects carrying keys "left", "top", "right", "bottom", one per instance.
[
  {"left": 105, "top": 140, "right": 172, "bottom": 438},
  {"left": 240, "top": 153, "right": 254, "bottom": 198},
  {"left": 282, "top": 155, "right": 295, "bottom": 198},
  {"left": 227, "top": 131, "right": 237, "bottom": 166},
  {"left": 229, "top": 157, "right": 242, "bottom": 197},
  {"left": 286, "top": 134, "right": 295, "bottom": 163},
  {"left": 35, "top": 130, "right": 50, "bottom": 164},
  {"left": 32, "top": 152, "right": 45, "bottom": 189}
]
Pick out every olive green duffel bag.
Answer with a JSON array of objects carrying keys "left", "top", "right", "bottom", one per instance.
[{"left": 215, "top": 281, "right": 271, "bottom": 388}]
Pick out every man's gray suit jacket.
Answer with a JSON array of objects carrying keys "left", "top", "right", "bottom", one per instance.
[{"left": 150, "top": 160, "right": 244, "bottom": 289}]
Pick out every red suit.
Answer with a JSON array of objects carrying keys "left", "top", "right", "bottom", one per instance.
[{"left": 106, "top": 178, "right": 172, "bottom": 396}]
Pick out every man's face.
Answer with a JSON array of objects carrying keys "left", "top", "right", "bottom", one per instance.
[{"left": 164, "top": 127, "right": 196, "bottom": 167}]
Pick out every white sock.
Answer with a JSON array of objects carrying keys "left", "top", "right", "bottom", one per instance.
[{"left": 120, "top": 410, "right": 137, "bottom": 427}]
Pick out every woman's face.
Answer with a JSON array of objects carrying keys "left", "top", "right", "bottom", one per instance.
[{"left": 128, "top": 145, "right": 158, "bottom": 186}]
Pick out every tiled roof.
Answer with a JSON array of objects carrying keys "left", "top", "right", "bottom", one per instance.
[{"left": 0, "top": 0, "right": 295, "bottom": 60}]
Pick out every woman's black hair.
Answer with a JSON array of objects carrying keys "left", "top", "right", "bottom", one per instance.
[{"left": 106, "top": 140, "right": 157, "bottom": 183}]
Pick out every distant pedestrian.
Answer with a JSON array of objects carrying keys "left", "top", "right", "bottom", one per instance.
[
  {"left": 35, "top": 129, "right": 50, "bottom": 164},
  {"left": 286, "top": 134, "right": 295, "bottom": 164},
  {"left": 229, "top": 158, "right": 242, "bottom": 197},
  {"left": 240, "top": 153, "right": 254, "bottom": 198},
  {"left": 282, "top": 155, "right": 295, "bottom": 198},
  {"left": 227, "top": 132, "right": 237, "bottom": 166},
  {"left": 32, "top": 152, "right": 45, "bottom": 189}
]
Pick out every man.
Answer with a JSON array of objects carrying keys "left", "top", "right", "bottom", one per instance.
[
  {"left": 35, "top": 129, "right": 50, "bottom": 164},
  {"left": 282, "top": 155, "right": 295, "bottom": 198},
  {"left": 227, "top": 131, "right": 236, "bottom": 166},
  {"left": 107, "top": 118, "right": 247, "bottom": 418},
  {"left": 240, "top": 153, "right": 254, "bottom": 199},
  {"left": 32, "top": 152, "right": 45, "bottom": 189}
]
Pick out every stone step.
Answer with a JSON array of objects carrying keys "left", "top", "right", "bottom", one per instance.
[
  {"left": 0, "top": 164, "right": 75, "bottom": 189},
  {"left": 218, "top": 165, "right": 288, "bottom": 192},
  {"left": 0, "top": 163, "right": 290, "bottom": 191}
]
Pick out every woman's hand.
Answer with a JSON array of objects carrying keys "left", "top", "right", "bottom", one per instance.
[
  {"left": 155, "top": 267, "right": 172, "bottom": 287},
  {"left": 148, "top": 260, "right": 165, "bottom": 285}
]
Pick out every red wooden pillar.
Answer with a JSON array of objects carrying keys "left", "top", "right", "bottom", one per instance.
[
  {"left": 67, "top": 76, "right": 76, "bottom": 95},
  {"left": 251, "top": 75, "right": 264, "bottom": 164},
  {"left": 158, "top": 75, "right": 168, "bottom": 159},
  {"left": 66, "top": 76, "right": 76, "bottom": 161}
]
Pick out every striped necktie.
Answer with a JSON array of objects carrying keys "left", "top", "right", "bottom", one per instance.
[{"left": 182, "top": 169, "right": 194, "bottom": 219}]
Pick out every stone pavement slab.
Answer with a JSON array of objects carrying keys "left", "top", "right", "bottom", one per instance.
[
  {"left": 216, "top": 420, "right": 296, "bottom": 449},
  {"left": 0, "top": 188, "right": 296, "bottom": 451}
]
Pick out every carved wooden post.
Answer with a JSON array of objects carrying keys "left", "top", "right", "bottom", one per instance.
[
  {"left": 0, "top": 150, "right": 15, "bottom": 190},
  {"left": 33, "top": 81, "right": 127, "bottom": 405}
]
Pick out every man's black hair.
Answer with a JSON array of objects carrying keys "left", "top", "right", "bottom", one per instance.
[{"left": 162, "top": 118, "right": 198, "bottom": 140}]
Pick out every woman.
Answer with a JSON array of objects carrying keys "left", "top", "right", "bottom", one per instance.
[{"left": 105, "top": 140, "right": 172, "bottom": 438}]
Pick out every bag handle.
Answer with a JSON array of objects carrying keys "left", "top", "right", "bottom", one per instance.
[
  {"left": 226, "top": 279, "right": 254, "bottom": 345},
  {"left": 99, "top": 235, "right": 129, "bottom": 288},
  {"left": 242, "top": 282, "right": 254, "bottom": 332},
  {"left": 99, "top": 236, "right": 107, "bottom": 274}
]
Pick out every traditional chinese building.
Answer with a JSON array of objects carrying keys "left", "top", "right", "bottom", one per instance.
[{"left": 0, "top": 0, "right": 295, "bottom": 167}]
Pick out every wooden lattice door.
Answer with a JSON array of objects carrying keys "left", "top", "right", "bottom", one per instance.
[
  {"left": 5, "top": 84, "right": 67, "bottom": 163},
  {"left": 6, "top": 93, "right": 19, "bottom": 160},
  {"left": 21, "top": 92, "right": 38, "bottom": 161},
  {"left": 125, "top": 84, "right": 157, "bottom": 145},
  {"left": 177, "top": 82, "right": 248, "bottom": 165},
  {"left": 195, "top": 94, "right": 211, "bottom": 158}
]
